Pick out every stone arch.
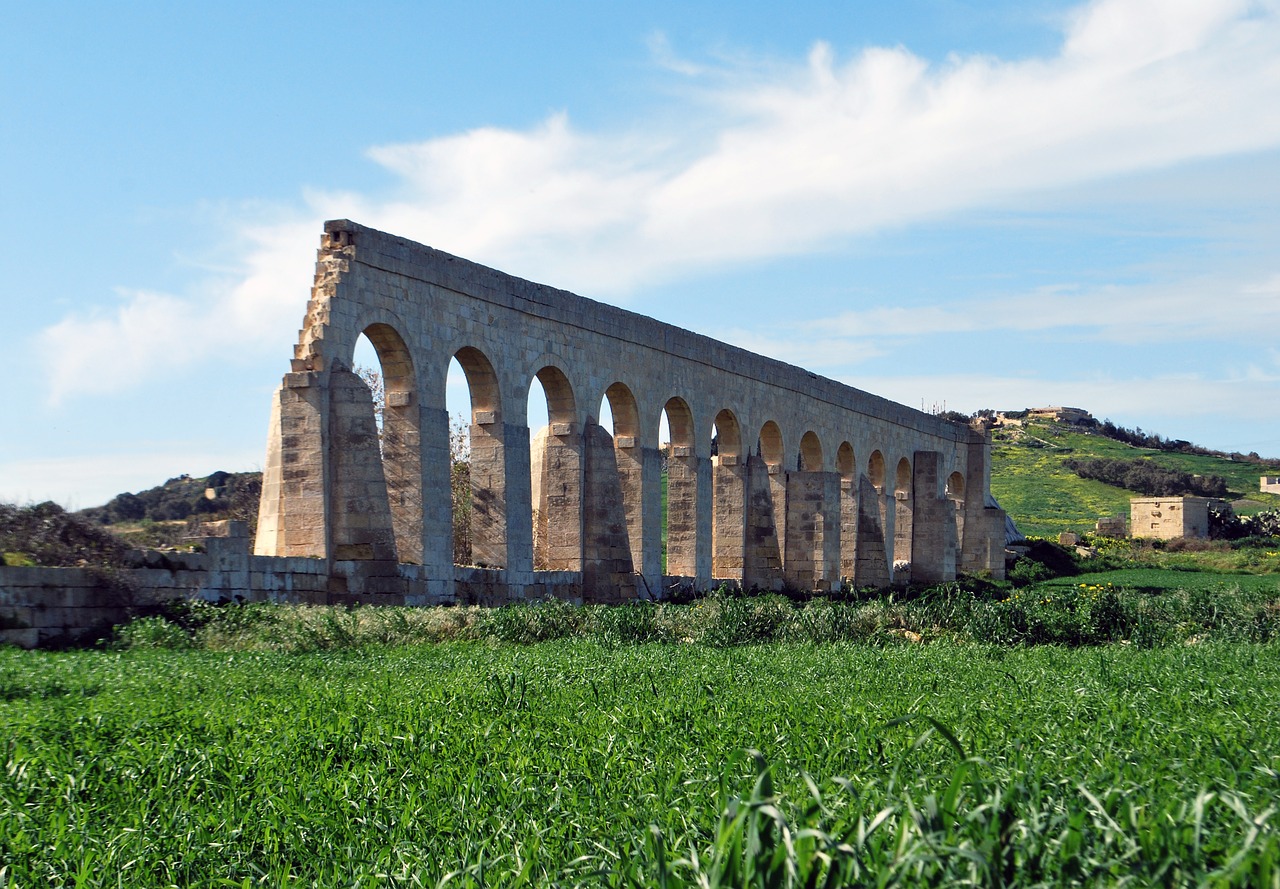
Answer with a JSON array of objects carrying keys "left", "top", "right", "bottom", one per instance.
[
  {"left": 359, "top": 322, "right": 422, "bottom": 564},
  {"left": 454, "top": 345, "right": 505, "bottom": 568},
  {"left": 532, "top": 363, "right": 577, "bottom": 426},
  {"left": 836, "top": 441, "right": 857, "bottom": 580},
  {"left": 454, "top": 346, "right": 501, "bottom": 422},
  {"left": 662, "top": 396, "right": 696, "bottom": 576},
  {"left": 799, "top": 431, "right": 823, "bottom": 472},
  {"left": 894, "top": 457, "right": 912, "bottom": 494},
  {"left": 759, "top": 421, "right": 784, "bottom": 468},
  {"left": 604, "top": 382, "right": 640, "bottom": 440},
  {"left": 586, "top": 381, "right": 646, "bottom": 589},
  {"left": 744, "top": 420, "right": 786, "bottom": 591},
  {"left": 712, "top": 408, "right": 742, "bottom": 459},
  {"left": 712, "top": 408, "right": 746, "bottom": 581},
  {"left": 947, "top": 470, "right": 967, "bottom": 562},
  {"left": 893, "top": 456, "right": 913, "bottom": 566},
  {"left": 663, "top": 396, "right": 695, "bottom": 450},
  {"left": 868, "top": 450, "right": 885, "bottom": 490},
  {"left": 529, "top": 364, "right": 581, "bottom": 571},
  {"left": 836, "top": 442, "right": 855, "bottom": 480}
]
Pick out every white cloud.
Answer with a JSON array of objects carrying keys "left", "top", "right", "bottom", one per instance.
[
  {"left": 330, "top": 0, "right": 1280, "bottom": 293},
  {"left": 34, "top": 0, "right": 1280, "bottom": 402},
  {"left": 40, "top": 220, "right": 319, "bottom": 406},
  {"left": 795, "top": 272, "right": 1280, "bottom": 343}
]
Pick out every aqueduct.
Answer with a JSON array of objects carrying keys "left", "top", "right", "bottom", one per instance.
[{"left": 254, "top": 220, "right": 1006, "bottom": 603}]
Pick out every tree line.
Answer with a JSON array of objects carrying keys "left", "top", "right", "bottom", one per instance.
[{"left": 1064, "top": 457, "right": 1228, "bottom": 498}]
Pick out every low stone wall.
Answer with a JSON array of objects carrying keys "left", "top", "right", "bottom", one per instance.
[{"left": 0, "top": 529, "right": 645, "bottom": 648}]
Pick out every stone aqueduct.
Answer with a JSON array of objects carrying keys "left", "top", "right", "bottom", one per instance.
[{"left": 254, "top": 220, "right": 1006, "bottom": 603}]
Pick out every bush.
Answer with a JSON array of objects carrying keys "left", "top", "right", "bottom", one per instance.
[{"left": 112, "top": 616, "right": 192, "bottom": 650}]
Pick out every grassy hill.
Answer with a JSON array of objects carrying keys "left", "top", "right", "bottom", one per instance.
[{"left": 990, "top": 419, "right": 1280, "bottom": 538}]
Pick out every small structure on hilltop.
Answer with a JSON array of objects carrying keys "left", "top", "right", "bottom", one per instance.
[
  {"left": 1129, "top": 496, "right": 1211, "bottom": 540},
  {"left": 1262, "top": 476, "right": 1280, "bottom": 495},
  {"left": 1026, "top": 406, "right": 1093, "bottom": 425}
]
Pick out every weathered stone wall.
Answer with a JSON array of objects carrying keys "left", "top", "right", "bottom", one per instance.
[
  {"left": 255, "top": 220, "right": 1007, "bottom": 600},
  {"left": 1129, "top": 496, "right": 1212, "bottom": 540},
  {"left": 1262, "top": 476, "right": 1280, "bottom": 495},
  {"left": 0, "top": 533, "right": 585, "bottom": 649}
]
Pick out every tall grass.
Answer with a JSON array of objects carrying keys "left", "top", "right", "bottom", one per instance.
[
  {"left": 2, "top": 642, "right": 1278, "bottom": 886},
  {"left": 112, "top": 574, "right": 1280, "bottom": 654}
]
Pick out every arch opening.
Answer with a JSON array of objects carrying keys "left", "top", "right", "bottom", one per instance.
[
  {"left": 836, "top": 442, "right": 855, "bottom": 481},
  {"left": 449, "top": 347, "right": 505, "bottom": 568},
  {"left": 893, "top": 456, "right": 913, "bottom": 565},
  {"left": 529, "top": 366, "right": 581, "bottom": 571},
  {"left": 836, "top": 441, "right": 857, "bottom": 581},
  {"left": 759, "top": 421, "right": 784, "bottom": 468},
  {"left": 894, "top": 457, "right": 912, "bottom": 495},
  {"left": 799, "top": 431, "right": 823, "bottom": 472},
  {"left": 595, "top": 382, "right": 644, "bottom": 581},
  {"left": 868, "top": 450, "right": 885, "bottom": 490},
  {"left": 352, "top": 326, "right": 422, "bottom": 564}
]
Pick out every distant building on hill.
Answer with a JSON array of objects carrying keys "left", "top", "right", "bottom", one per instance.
[
  {"left": 1262, "top": 476, "right": 1280, "bottom": 494},
  {"left": 1026, "top": 406, "right": 1093, "bottom": 425},
  {"left": 1130, "top": 496, "right": 1211, "bottom": 540}
]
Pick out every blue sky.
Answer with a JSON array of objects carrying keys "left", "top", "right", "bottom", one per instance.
[{"left": 2, "top": 0, "right": 1279, "bottom": 508}]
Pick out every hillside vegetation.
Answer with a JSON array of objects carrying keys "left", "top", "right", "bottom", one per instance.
[{"left": 991, "top": 419, "right": 1280, "bottom": 537}]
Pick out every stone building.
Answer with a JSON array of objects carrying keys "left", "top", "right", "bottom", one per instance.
[
  {"left": 1026, "top": 406, "right": 1093, "bottom": 424},
  {"left": 1129, "top": 496, "right": 1211, "bottom": 540},
  {"left": 1262, "top": 476, "right": 1280, "bottom": 495}
]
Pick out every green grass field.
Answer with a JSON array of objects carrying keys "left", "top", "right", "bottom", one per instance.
[
  {"left": 4, "top": 543, "right": 1280, "bottom": 885},
  {"left": 4, "top": 615, "right": 1280, "bottom": 885}
]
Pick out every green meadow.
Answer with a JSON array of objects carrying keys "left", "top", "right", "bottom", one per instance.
[{"left": 4, "top": 593, "right": 1280, "bottom": 887}]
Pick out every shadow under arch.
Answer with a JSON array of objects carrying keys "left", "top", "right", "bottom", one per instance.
[
  {"left": 759, "top": 421, "right": 785, "bottom": 468},
  {"left": 836, "top": 441, "right": 857, "bottom": 580},
  {"left": 580, "top": 381, "right": 646, "bottom": 598},
  {"left": 893, "top": 456, "right": 913, "bottom": 565},
  {"left": 744, "top": 419, "right": 787, "bottom": 591},
  {"left": 453, "top": 345, "right": 505, "bottom": 568},
  {"left": 867, "top": 450, "right": 886, "bottom": 490},
  {"left": 359, "top": 322, "right": 422, "bottom": 565},
  {"left": 529, "top": 364, "right": 581, "bottom": 571},
  {"left": 799, "top": 430, "right": 824, "bottom": 472},
  {"left": 836, "top": 441, "right": 855, "bottom": 481}
]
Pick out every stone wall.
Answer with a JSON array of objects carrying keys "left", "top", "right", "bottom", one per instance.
[
  {"left": 1262, "top": 476, "right": 1280, "bottom": 495},
  {"left": 0, "top": 529, "right": 587, "bottom": 648},
  {"left": 1129, "top": 496, "right": 1212, "bottom": 540},
  {"left": 255, "top": 220, "right": 1007, "bottom": 601}
]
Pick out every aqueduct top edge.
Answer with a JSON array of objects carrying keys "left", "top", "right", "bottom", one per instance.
[{"left": 320, "top": 219, "right": 972, "bottom": 444}]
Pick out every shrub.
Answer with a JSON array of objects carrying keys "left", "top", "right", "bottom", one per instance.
[{"left": 112, "top": 616, "right": 192, "bottom": 649}]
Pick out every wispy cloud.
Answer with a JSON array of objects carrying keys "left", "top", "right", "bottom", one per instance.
[
  {"left": 789, "top": 272, "right": 1280, "bottom": 343},
  {"left": 40, "top": 218, "right": 320, "bottom": 405},
  {"left": 36, "top": 0, "right": 1280, "bottom": 403}
]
